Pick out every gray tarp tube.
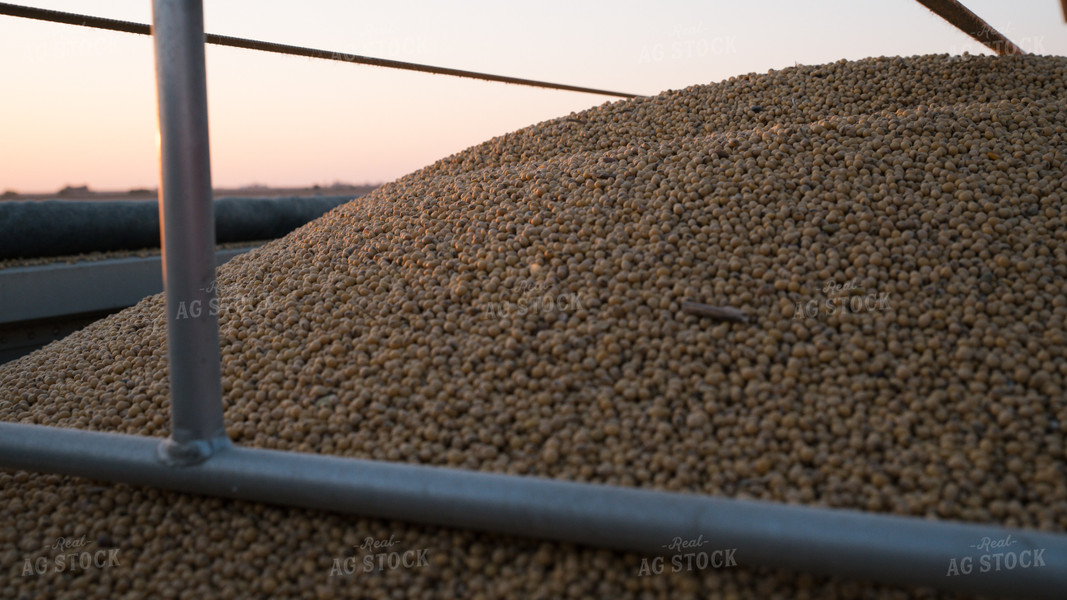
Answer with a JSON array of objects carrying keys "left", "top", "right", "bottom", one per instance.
[
  {"left": 0, "top": 422, "right": 1064, "bottom": 599},
  {"left": 0, "top": 196, "right": 350, "bottom": 260}
]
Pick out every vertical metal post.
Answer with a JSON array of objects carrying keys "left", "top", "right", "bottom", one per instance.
[{"left": 151, "top": 0, "right": 230, "bottom": 466}]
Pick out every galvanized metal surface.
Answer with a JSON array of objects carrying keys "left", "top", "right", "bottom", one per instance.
[
  {"left": 0, "top": 422, "right": 1064, "bottom": 598},
  {"left": 151, "top": 0, "right": 229, "bottom": 466},
  {"left": 0, "top": 249, "right": 252, "bottom": 325}
]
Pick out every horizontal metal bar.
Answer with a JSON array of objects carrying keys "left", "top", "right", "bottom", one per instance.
[
  {"left": 0, "top": 248, "right": 252, "bottom": 324},
  {"left": 0, "top": 422, "right": 1063, "bottom": 597}
]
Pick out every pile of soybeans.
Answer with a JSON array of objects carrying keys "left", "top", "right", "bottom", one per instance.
[{"left": 2, "top": 53, "right": 1066, "bottom": 598}]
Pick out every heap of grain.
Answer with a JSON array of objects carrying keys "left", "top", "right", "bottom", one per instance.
[{"left": 2, "top": 54, "right": 1066, "bottom": 598}]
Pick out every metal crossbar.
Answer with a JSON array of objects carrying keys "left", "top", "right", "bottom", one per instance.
[{"left": 3, "top": 420, "right": 1066, "bottom": 598}]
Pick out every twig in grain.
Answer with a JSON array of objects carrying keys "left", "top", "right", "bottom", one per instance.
[{"left": 681, "top": 301, "right": 750, "bottom": 324}]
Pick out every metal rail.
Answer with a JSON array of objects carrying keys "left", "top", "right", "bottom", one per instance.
[
  {"left": 0, "top": 2, "right": 643, "bottom": 99},
  {"left": 0, "top": 248, "right": 254, "bottom": 364},
  {"left": 151, "top": 0, "right": 229, "bottom": 466},
  {"left": 2, "top": 422, "right": 1066, "bottom": 599},
  {"left": 0, "top": 249, "right": 252, "bottom": 325}
]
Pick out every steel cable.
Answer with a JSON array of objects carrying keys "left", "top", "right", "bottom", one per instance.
[{"left": 0, "top": 2, "right": 644, "bottom": 99}]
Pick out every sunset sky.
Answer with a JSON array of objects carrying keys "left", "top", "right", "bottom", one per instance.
[{"left": 1, "top": 0, "right": 1063, "bottom": 194}]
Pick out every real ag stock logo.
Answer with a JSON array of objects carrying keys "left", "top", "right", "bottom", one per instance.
[
  {"left": 329, "top": 535, "right": 430, "bottom": 577},
  {"left": 21, "top": 535, "right": 121, "bottom": 577},
  {"left": 637, "top": 535, "right": 738, "bottom": 577},
  {"left": 946, "top": 534, "right": 1047, "bottom": 577}
]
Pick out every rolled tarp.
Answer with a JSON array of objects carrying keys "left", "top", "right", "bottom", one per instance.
[{"left": 0, "top": 196, "right": 352, "bottom": 259}]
